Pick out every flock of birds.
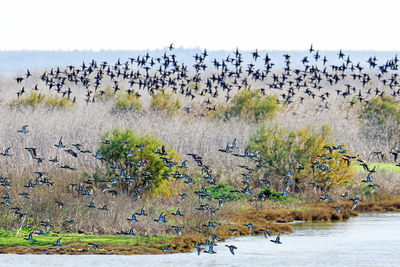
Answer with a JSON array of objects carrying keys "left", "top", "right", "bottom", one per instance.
[
  {"left": 0, "top": 130, "right": 395, "bottom": 255},
  {"left": 2, "top": 124, "right": 287, "bottom": 254},
  {"left": 11, "top": 43, "right": 400, "bottom": 111},
  {"left": 2, "top": 44, "right": 400, "bottom": 255}
]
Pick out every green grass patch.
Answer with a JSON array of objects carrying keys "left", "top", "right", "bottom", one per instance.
[
  {"left": 351, "top": 162, "right": 400, "bottom": 175},
  {"left": 0, "top": 231, "right": 174, "bottom": 247},
  {"left": 289, "top": 206, "right": 312, "bottom": 211}
]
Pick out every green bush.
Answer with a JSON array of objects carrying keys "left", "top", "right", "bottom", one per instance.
[
  {"left": 98, "top": 128, "right": 181, "bottom": 197},
  {"left": 150, "top": 92, "right": 181, "bottom": 116},
  {"left": 257, "top": 186, "right": 297, "bottom": 202},
  {"left": 0, "top": 229, "right": 13, "bottom": 237},
  {"left": 247, "top": 124, "right": 355, "bottom": 194},
  {"left": 223, "top": 89, "right": 280, "bottom": 122},
  {"left": 206, "top": 183, "right": 246, "bottom": 201},
  {"left": 95, "top": 85, "right": 118, "bottom": 102},
  {"left": 360, "top": 96, "right": 400, "bottom": 125},
  {"left": 112, "top": 93, "right": 142, "bottom": 113},
  {"left": 9, "top": 92, "right": 75, "bottom": 110},
  {"left": 359, "top": 96, "right": 400, "bottom": 150}
]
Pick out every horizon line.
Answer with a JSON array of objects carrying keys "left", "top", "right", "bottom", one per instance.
[{"left": 0, "top": 48, "right": 399, "bottom": 53}]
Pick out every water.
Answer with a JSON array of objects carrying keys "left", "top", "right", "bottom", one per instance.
[{"left": 1, "top": 212, "right": 399, "bottom": 267}]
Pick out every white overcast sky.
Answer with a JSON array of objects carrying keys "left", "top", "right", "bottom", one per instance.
[{"left": 0, "top": 0, "right": 399, "bottom": 51}]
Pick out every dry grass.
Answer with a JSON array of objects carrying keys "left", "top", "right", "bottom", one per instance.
[{"left": 0, "top": 96, "right": 398, "bottom": 234}]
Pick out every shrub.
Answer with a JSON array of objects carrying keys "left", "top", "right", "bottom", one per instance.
[
  {"left": 95, "top": 85, "right": 118, "bottom": 102},
  {"left": 0, "top": 229, "right": 13, "bottom": 237},
  {"left": 247, "top": 124, "right": 355, "bottom": 194},
  {"left": 98, "top": 128, "right": 181, "bottom": 197},
  {"left": 150, "top": 91, "right": 181, "bottom": 116},
  {"left": 112, "top": 92, "right": 142, "bottom": 113},
  {"left": 225, "top": 89, "right": 280, "bottom": 122},
  {"left": 359, "top": 96, "right": 400, "bottom": 153},
  {"left": 206, "top": 183, "right": 246, "bottom": 201},
  {"left": 257, "top": 186, "right": 297, "bottom": 202},
  {"left": 360, "top": 96, "right": 400, "bottom": 125},
  {"left": 8, "top": 92, "right": 75, "bottom": 110}
]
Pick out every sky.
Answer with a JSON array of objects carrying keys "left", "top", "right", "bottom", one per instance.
[{"left": 1, "top": 0, "right": 400, "bottom": 51}]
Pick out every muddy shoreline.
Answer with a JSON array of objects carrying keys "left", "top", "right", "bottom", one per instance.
[{"left": 1, "top": 200, "right": 400, "bottom": 255}]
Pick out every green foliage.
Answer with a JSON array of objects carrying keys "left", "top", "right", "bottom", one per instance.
[
  {"left": 359, "top": 96, "right": 400, "bottom": 148},
  {"left": 150, "top": 92, "right": 181, "bottom": 116},
  {"left": 112, "top": 93, "right": 142, "bottom": 113},
  {"left": 98, "top": 128, "right": 181, "bottom": 197},
  {"left": 247, "top": 124, "right": 355, "bottom": 193},
  {"left": 95, "top": 85, "right": 119, "bottom": 101},
  {"left": 352, "top": 162, "right": 400, "bottom": 175},
  {"left": 8, "top": 92, "right": 75, "bottom": 110},
  {"left": 360, "top": 96, "right": 400, "bottom": 126},
  {"left": 258, "top": 186, "right": 297, "bottom": 202},
  {"left": 206, "top": 183, "right": 246, "bottom": 201},
  {"left": 351, "top": 184, "right": 374, "bottom": 199},
  {"left": 0, "top": 229, "right": 13, "bottom": 238},
  {"left": 224, "top": 89, "right": 280, "bottom": 122},
  {"left": 0, "top": 232, "right": 174, "bottom": 247}
]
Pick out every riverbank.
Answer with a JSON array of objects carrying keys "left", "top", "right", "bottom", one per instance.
[
  {"left": 1, "top": 199, "right": 400, "bottom": 255},
  {"left": 3, "top": 212, "right": 400, "bottom": 267}
]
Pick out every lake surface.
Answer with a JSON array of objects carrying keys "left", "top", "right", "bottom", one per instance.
[{"left": 1, "top": 212, "right": 400, "bottom": 267}]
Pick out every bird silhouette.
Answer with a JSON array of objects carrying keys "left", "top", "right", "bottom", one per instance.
[
  {"left": 225, "top": 244, "right": 237, "bottom": 255},
  {"left": 244, "top": 223, "right": 255, "bottom": 232},
  {"left": 127, "top": 214, "right": 139, "bottom": 222},
  {"left": 193, "top": 241, "right": 203, "bottom": 255},
  {"left": 270, "top": 233, "right": 282, "bottom": 244},
  {"left": 17, "top": 125, "right": 29, "bottom": 134},
  {"left": 260, "top": 229, "right": 272, "bottom": 238},
  {"left": 204, "top": 243, "right": 217, "bottom": 254},
  {"left": 24, "top": 233, "right": 35, "bottom": 242},
  {"left": 332, "top": 206, "right": 342, "bottom": 215},
  {"left": 154, "top": 212, "right": 167, "bottom": 223},
  {"left": 1, "top": 148, "right": 11, "bottom": 157},
  {"left": 54, "top": 238, "right": 62, "bottom": 247},
  {"left": 89, "top": 243, "right": 99, "bottom": 249},
  {"left": 55, "top": 137, "right": 65, "bottom": 148}
]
